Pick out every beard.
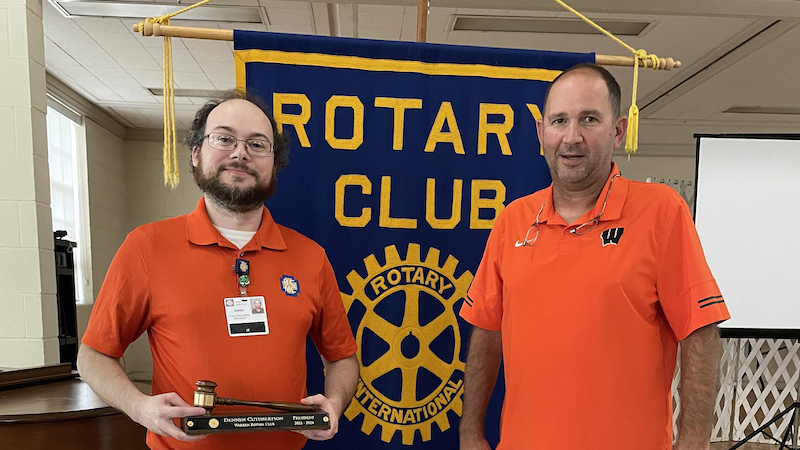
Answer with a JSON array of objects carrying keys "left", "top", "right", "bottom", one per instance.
[{"left": 193, "top": 156, "right": 276, "bottom": 214}]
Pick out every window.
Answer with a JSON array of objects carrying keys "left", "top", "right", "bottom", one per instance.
[{"left": 46, "top": 102, "right": 92, "bottom": 303}]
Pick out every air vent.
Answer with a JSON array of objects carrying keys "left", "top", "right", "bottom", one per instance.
[
  {"left": 50, "top": 1, "right": 262, "bottom": 23},
  {"left": 148, "top": 88, "right": 228, "bottom": 98},
  {"left": 724, "top": 106, "right": 800, "bottom": 115},
  {"left": 453, "top": 16, "right": 651, "bottom": 36}
]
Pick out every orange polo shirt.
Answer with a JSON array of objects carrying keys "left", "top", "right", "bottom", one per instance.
[
  {"left": 461, "top": 164, "right": 729, "bottom": 450},
  {"left": 82, "top": 198, "right": 357, "bottom": 450}
]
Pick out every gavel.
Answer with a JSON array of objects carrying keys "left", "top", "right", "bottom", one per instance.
[{"left": 192, "top": 380, "right": 318, "bottom": 415}]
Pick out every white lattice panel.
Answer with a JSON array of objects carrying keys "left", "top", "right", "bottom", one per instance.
[
  {"left": 732, "top": 339, "right": 800, "bottom": 443},
  {"left": 672, "top": 338, "right": 799, "bottom": 445}
]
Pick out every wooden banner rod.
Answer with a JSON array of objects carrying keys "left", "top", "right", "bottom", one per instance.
[
  {"left": 416, "top": 0, "right": 427, "bottom": 43},
  {"left": 133, "top": 22, "right": 681, "bottom": 70}
]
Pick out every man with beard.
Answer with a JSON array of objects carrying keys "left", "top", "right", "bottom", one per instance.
[
  {"left": 78, "top": 90, "right": 359, "bottom": 450},
  {"left": 459, "top": 64, "right": 730, "bottom": 450}
]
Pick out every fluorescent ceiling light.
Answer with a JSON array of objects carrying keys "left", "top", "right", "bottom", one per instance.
[
  {"left": 148, "top": 88, "right": 228, "bottom": 98},
  {"left": 453, "top": 16, "right": 651, "bottom": 36},
  {"left": 51, "top": 1, "right": 262, "bottom": 23},
  {"left": 724, "top": 106, "right": 800, "bottom": 115}
]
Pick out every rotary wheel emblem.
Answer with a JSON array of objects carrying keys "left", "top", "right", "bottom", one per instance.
[{"left": 342, "top": 244, "right": 473, "bottom": 444}]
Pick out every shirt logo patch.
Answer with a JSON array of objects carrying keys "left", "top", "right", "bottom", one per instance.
[
  {"left": 280, "top": 275, "right": 300, "bottom": 297},
  {"left": 601, "top": 227, "right": 624, "bottom": 246}
]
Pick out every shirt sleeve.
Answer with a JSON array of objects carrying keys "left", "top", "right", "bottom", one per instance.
[
  {"left": 657, "top": 197, "right": 730, "bottom": 340},
  {"left": 309, "top": 253, "right": 357, "bottom": 362},
  {"left": 81, "top": 232, "right": 153, "bottom": 358},
  {"left": 459, "top": 213, "right": 506, "bottom": 331}
]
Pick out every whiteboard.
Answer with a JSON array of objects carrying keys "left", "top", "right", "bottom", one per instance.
[{"left": 695, "top": 135, "right": 800, "bottom": 333}]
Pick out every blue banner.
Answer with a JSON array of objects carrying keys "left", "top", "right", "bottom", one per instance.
[{"left": 234, "top": 30, "right": 593, "bottom": 449}]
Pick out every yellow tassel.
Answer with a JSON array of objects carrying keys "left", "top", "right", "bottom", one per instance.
[
  {"left": 162, "top": 17, "right": 179, "bottom": 188},
  {"left": 625, "top": 103, "right": 639, "bottom": 155},
  {"left": 137, "top": 0, "right": 215, "bottom": 188},
  {"left": 550, "top": 0, "right": 669, "bottom": 159}
]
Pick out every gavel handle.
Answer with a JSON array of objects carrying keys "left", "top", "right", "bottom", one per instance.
[{"left": 216, "top": 397, "right": 317, "bottom": 412}]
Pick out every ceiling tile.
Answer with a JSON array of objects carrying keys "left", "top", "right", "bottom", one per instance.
[
  {"left": 87, "top": 67, "right": 141, "bottom": 88},
  {"left": 85, "top": 85, "right": 123, "bottom": 102},
  {"left": 445, "top": 30, "right": 495, "bottom": 47},
  {"left": 266, "top": 8, "right": 312, "bottom": 27},
  {"left": 399, "top": 14, "right": 416, "bottom": 42},
  {"left": 146, "top": 47, "right": 202, "bottom": 71},
  {"left": 206, "top": 0, "right": 259, "bottom": 6},
  {"left": 109, "top": 85, "right": 150, "bottom": 97},
  {"left": 40, "top": 1, "right": 798, "bottom": 133},
  {"left": 113, "top": 55, "right": 161, "bottom": 71},
  {"left": 358, "top": 10, "right": 404, "bottom": 30},
  {"left": 205, "top": 71, "right": 234, "bottom": 83},
  {"left": 173, "top": 71, "right": 212, "bottom": 83},
  {"left": 175, "top": 80, "right": 216, "bottom": 90},
  {"left": 261, "top": 1, "right": 310, "bottom": 9},
  {"left": 359, "top": 5, "right": 405, "bottom": 15},
  {"left": 125, "top": 68, "right": 164, "bottom": 86},
  {"left": 105, "top": 44, "right": 152, "bottom": 60},
  {"left": 427, "top": 9, "right": 455, "bottom": 33},
  {"left": 88, "top": 31, "right": 142, "bottom": 48},
  {"left": 44, "top": 37, "right": 81, "bottom": 67},
  {"left": 202, "top": 61, "right": 235, "bottom": 74},
  {"left": 491, "top": 32, "right": 541, "bottom": 49},
  {"left": 112, "top": 108, "right": 153, "bottom": 128},
  {"left": 508, "top": 10, "right": 560, "bottom": 18},
  {"left": 169, "top": 20, "right": 223, "bottom": 28},
  {"left": 219, "top": 22, "right": 268, "bottom": 31},
  {"left": 265, "top": 25, "right": 313, "bottom": 35},
  {"left": 212, "top": 80, "right": 236, "bottom": 90},
  {"left": 359, "top": 28, "right": 402, "bottom": 41},
  {"left": 56, "top": 64, "right": 99, "bottom": 82},
  {"left": 189, "top": 49, "right": 234, "bottom": 64},
  {"left": 182, "top": 38, "right": 232, "bottom": 52},
  {"left": 456, "top": 8, "right": 508, "bottom": 16},
  {"left": 74, "top": 17, "right": 130, "bottom": 34}
]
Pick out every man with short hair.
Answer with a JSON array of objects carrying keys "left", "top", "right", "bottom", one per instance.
[
  {"left": 251, "top": 298, "right": 265, "bottom": 314},
  {"left": 78, "top": 90, "right": 359, "bottom": 450},
  {"left": 458, "top": 63, "right": 730, "bottom": 450}
]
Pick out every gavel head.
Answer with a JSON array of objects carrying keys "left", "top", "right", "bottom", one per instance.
[{"left": 193, "top": 380, "right": 218, "bottom": 414}]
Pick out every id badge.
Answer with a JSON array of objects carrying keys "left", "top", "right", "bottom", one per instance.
[{"left": 224, "top": 296, "right": 268, "bottom": 337}]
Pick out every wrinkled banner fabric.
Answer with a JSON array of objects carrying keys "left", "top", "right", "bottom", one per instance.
[{"left": 234, "top": 30, "right": 593, "bottom": 450}]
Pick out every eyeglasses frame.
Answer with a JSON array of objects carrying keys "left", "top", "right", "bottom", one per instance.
[
  {"left": 203, "top": 132, "right": 274, "bottom": 158},
  {"left": 515, "top": 173, "right": 621, "bottom": 248}
]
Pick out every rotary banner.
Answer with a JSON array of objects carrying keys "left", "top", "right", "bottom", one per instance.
[{"left": 234, "top": 30, "right": 593, "bottom": 449}]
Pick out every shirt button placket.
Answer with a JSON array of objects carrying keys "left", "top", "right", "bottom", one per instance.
[{"left": 559, "top": 226, "right": 573, "bottom": 255}]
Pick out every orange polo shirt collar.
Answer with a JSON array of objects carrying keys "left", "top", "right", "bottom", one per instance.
[
  {"left": 186, "top": 197, "right": 287, "bottom": 251},
  {"left": 540, "top": 162, "right": 628, "bottom": 226}
]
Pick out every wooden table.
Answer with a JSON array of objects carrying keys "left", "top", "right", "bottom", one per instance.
[{"left": 0, "top": 364, "right": 147, "bottom": 450}]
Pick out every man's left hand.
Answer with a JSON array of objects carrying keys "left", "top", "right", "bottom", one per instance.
[{"left": 296, "top": 394, "right": 341, "bottom": 441}]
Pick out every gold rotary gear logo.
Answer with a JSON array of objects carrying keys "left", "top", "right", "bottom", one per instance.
[{"left": 342, "top": 244, "right": 473, "bottom": 445}]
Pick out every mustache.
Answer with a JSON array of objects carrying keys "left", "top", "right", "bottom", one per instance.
[{"left": 218, "top": 162, "right": 256, "bottom": 176}]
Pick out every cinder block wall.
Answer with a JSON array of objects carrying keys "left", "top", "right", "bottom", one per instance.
[{"left": 0, "top": 0, "right": 59, "bottom": 367}]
